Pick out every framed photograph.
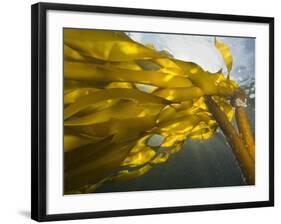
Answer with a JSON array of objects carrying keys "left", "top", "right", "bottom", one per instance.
[{"left": 31, "top": 2, "right": 274, "bottom": 222}]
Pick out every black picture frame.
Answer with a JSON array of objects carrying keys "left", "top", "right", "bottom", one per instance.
[{"left": 31, "top": 2, "right": 274, "bottom": 222}]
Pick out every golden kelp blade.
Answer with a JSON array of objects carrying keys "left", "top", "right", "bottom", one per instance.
[
  {"left": 215, "top": 39, "right": 233, "bottom": 76},
  {"left": 64, "top": 29, "right": 166, "bottom": 61},
  {"left": 64, "top": 101, "right": 164, "bottom": 126},
  {"left": 64, "top": 134, "right": 103, "bottom": 152},
  {"left": 153, "top": 87, "right": 203, "bottom": 102},
  {"left": 64, "top": 88, "right": 169, "bottom": 119},
  {"left": 64, "top": 61, "right": 193, "bottom": 88},
  {"left": 173, "top": 60, "right": 236, "bottom": 96},
  {"left": 121, "top": 135, "right": 156, "bottom": 167},
  {"left": 64, "top": 88, "right": 100, "bottom": 105},
  {"left": 110, "top": 164, "right": 153, "bottom": 182},
  {"left": 63, "top": 29, "right": 239, "bottom": 193},
  {"left": 64, "top": 44, "right": 85, "bottom": 62},
  {"left": 66, "top": 115, "right": 158, "bottom": 143}
]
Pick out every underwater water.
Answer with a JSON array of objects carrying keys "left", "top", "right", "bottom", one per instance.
[{"left": 94, "top": 33, "right": 255, "bottom": 193}]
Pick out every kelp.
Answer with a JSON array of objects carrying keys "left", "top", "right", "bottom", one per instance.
[{"left": 63, "top": 29, "right": 240, "bottom": 194}]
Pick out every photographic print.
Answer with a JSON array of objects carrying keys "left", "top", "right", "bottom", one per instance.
[{"left": 63, "top": 28, "right": 256, "bottom": 195}]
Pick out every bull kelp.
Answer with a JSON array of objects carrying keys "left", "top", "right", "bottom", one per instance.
[{"left": 63, "top": 29, "right": 255, "bottom": 194}]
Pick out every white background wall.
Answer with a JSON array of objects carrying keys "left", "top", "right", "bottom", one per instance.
[{"left": 0, "top": 0, "right": 279, "bottom": 223}]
